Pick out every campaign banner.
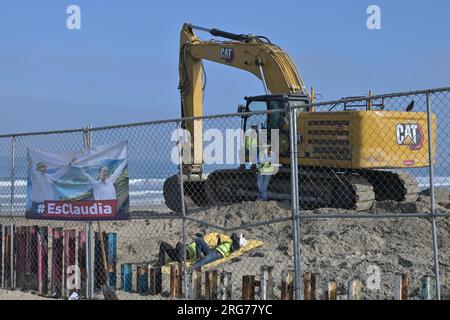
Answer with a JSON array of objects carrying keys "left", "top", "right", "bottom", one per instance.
[{"left": 26, "top": 141, "right": 130, "bottom": 221}]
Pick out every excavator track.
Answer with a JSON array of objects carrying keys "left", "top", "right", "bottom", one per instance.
[
  {"left": 359, "top": 170, "right": 419, "bottom": 203},
  {"left": 163, "top": 175, "right": 208, "bottom": 213},
  {"left": 164, "top": 169, "right": 419, "bottom": 212},
  {"left": 204, "top": 168, "right": 375, "bottom": 211}
]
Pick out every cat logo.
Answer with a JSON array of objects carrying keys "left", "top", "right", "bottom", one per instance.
[
  {"left": 219, "top": 47, "right": 234, "bottom": 63},
  {"left": 396, "top": 123, "right": 424, "bottom": 150}
]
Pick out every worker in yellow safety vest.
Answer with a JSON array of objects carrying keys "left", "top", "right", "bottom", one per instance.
[
  {"left": 245, "top": 125, "right": 259, "bottom": 167},
  {"left": 191, "top": 233, "right": 248, "bottom": 269},
  {"left": 256, "top": 144, "right": 278, "bottom": 201},
  {"left": 156, "top": 233, "right": 204, "bottom": 266}
]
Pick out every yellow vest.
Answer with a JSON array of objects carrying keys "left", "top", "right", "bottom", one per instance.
[
  {"left": 257, "top": 152, "right": 275, "bottom": 174},
  {"left": 245, "top": 136, "right": 258, "bottom": 151},
  {"left": 186, "top": 242, "right": 196, "bottom": 259},
  {"left": 215, "top": 240, "right": 233, "bottom": 258}
]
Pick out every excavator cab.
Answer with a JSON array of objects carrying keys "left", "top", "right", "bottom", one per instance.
[
  {"left": 242, "top": 94, "right": 310, "bottom": 130},
  {"left": 240, "top": 94, "right": 310, "bottom": 160}
]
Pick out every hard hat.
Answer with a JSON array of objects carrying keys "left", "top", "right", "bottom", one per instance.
[{"left": 239, "top": 233, "right": 248, "bottom": 247}]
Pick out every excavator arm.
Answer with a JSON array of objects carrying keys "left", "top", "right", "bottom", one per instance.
[{"left": 179, "top": 23, "right": 308, "bottom": 173}]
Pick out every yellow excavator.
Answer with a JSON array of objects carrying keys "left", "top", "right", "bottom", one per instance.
[{"left": 163, "top": 23, "right": 435, "bottom": 212}]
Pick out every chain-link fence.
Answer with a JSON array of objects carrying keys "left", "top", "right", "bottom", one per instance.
[{"left": 0, "top": 87, "right": 449, "bottom": 300}]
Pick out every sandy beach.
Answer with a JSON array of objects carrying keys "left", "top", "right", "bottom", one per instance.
[{"left": 1, "top": 187, "right": 449, "bottom": 300}]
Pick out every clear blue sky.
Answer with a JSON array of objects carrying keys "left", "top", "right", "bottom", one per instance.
[{"left": 0, "top": 0, "right": 449, "bottom": 134}]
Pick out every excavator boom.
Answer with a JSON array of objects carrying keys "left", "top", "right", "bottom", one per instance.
[{"left": 179, "top": 23, "right": 308, "bottom": 171}]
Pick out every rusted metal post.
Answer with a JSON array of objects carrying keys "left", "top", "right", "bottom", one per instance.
[
  {"left": 149, "top": 265, "right": 162, "bottom": 295},
  {"left": 190, "top": 267, "right": 202, "bottom": 299},
  {"left": 219, "top": 271, "right": 232, "bottom": 300},
  {"left": 260, "top": 266, "right": 274, "bottom": 300},
  {"left": 326, "top": 281, "right": 337, "bottom": 300},
  {"left": 78, "top": 230, "right": 86, "bottom": 297},
  {"left": 131, "top": 263, "right": 138, "bottom": 293},
  {"left": 281, "top": 270, "right": 294, "bottom": 300},
  {"left": 170, "top": 263, "right": 182, "bottom": 298},
  {"left": 121, "top": 263, "right": 132, "bottom": 292},
  {"left": 394, "top": 273, "right": 408, "bottom": 300},
  {"left": 3, "top": 225, "right": 13, "bottom": 288},
  {"left": 205, "top": 270, "right": 219, "bottom": 300},
  {"left": 303, "top": 272, "right": 317, "bottom": 300},
  {"left": 347, "top": 279, "right": 363, "bottom": 300},
  {"left": 15, "top": 226, "right": 26, "bottom": 290},
  {"left": 37, "top": 226, "right": 48, "bottom": 296},
  {"left": 27, "top": 226, "right": 38, "bottom": 291},
  {"left": 137, "top": 264, "right": 149, "bottom": 295},
  {"left": 64, "top": 229, "right": 76, "bottom": 297},
  {"left": 106, "top": 233, "right": 117, "bottom": 288},
  {"left": 0, "top": 225, "right": 2, "bottom": 287},
  {"left": 51, "top": 228, "right": 63, "bottom": 298},
  {"left": 420, "top": 276, "right": 436, "bottom": 300},
  {"left": 242, "top": 275, "right": 256, "bottom": 300},
  {"left": 94, "top": 231, "right": 107, "bottom": 292}
]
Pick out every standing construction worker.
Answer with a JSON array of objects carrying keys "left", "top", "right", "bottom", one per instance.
[
  {"left": 256, "top": 144, "right": 277, "bottom": 201},
  {"left": 245, "top": 125, "right": 259, "bottom": 168}
]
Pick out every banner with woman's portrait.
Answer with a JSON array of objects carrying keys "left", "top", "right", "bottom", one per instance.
[{"left": 26, "top": 141, "right": 130, "bottom": 221}]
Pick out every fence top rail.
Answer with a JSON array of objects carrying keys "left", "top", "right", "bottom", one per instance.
[{"left": 0, "top": 86, "right": 448, "bottom": 139}]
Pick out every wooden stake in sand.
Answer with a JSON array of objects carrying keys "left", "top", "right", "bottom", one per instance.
[
  {"left": 303, "top": 272, "right": 317, "bottom": 300},
  {"left": 281, "top": 270, "right": 294, "bottom": 300}
]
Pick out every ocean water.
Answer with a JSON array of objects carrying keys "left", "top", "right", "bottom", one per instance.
[{"left": 0, "top": 173, "right": 448, "bottom": 216}]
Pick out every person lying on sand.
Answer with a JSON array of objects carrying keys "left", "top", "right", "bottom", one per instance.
[
  {"left": 156, "top": 232, "right": 206, "bottom": 266},
  {"left": 191, "top": 233, "right": 247, "bottom": 269}
]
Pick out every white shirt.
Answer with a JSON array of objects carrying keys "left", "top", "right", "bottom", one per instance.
[
  {"left": 92, "top": 179, "right": 117, "bottom": 201},
  {"left": 31, "top": 166, "right": 70, "bottom": 202},
  {"left": 31, "top": 172, "right": 56, "bottom": 202},
  {"left": 81, "top": 160, "right": 127, "bottom": 201}
]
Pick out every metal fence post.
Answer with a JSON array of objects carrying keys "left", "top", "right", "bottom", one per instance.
[
  {"left": 176, "top": 121, "right": 188, "bottom": 299},
  {"left": 83, "top": 126, "right": 95, "bottom": 299},
  {"left": 10, "top": 136, "right": 16, "bottom": 288},
  {"left": 426, "top": 92, "right": 441, "bottom": 300},
  {"left": 288, "top": 107, "right": 302, "bottom": 300}
]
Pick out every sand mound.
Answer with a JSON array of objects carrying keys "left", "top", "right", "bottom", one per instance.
[{"left": 187, "top": 195, "right": 450, "bottom": 299}]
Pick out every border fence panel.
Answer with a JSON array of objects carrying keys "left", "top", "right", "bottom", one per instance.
[{"left": 0, "top": 87, "right": 449, "bottom": 300}]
